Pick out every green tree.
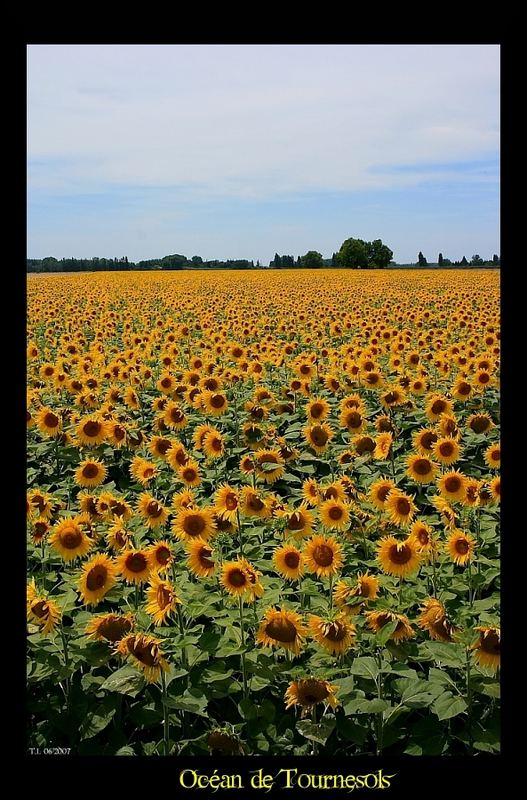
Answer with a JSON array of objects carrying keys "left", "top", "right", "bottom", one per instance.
[
  {"left": 365, "top": 239, "right": 393, "bottom": 268},
  {"left": 460, "top": 256, "right": 468, "bottom": 266},
  {"left": 337, "top": 238, "right": 368, "bottom": 268},
  {"left": 418, "top": 251, "right": 427, "bottom": 266},
  {"left": 300, "top": 251, "right": 324, "bottom": 268},
  {"left": 470, "top": 254, "right": 484, "bottom": 266},
  {"left": 438, "top": 253, "right": 443, "bottom": 266}
]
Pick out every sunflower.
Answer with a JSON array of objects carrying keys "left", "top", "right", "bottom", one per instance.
[
  {"left": 306, "top": 397, "right": 330, "bottom": 423},
  {"left": 284, "top": 678, "right": 338, "bottom": 715},
  {"left": 254, "top": 448, "right": 286, "bottom": 484},
  {"left": 432, "top": 437, "right": 462, "bottom": 466},
  {"left": 49, "top": 517, "right": 93, "bottom": 561},
  {"left": 333, "top": 573, "right": 380, "bottom": 616},
  {"left": 147, "top": 541, "right": 173, "bottom": 573},
  {"left": 202, "top": 391, "right": 229, "bottom": 416},
  {"left": 425, "top": 394, "right": 453, "bottom": 423},
  {"left": 240, "top": 487, "right": 271, "bottom": 519},
  {"left": 35, "top": 406, "right": 62, "bottom": 438},
  {"left": 281, "top": 504, "right": 314, "bottom": 539},
  {"left": 214, "top": 484, "right": 240, "bottom": 523},
  {"left": 86, "top": 612, "right": 134, "bottom": 643},
  {"left": 171, "top": 489, "right": 196, "bottom": 512},
  {"left": 451, "top": 376, "right": 473, "bottom": 401},
  {"left": 374, "top": 414, "right": 394, "bottom": 433},
  {"left": 467, "top": 413, "right": 494, "bottom": 435},
  {"left": 239, "top": 454, "right": 255, "bottom": 475},
  {"left": 239, "top": 558, "right": 265, "bottom": 601},
  {"left": 107, "top": 421, "right": 128, "bottom": 448},
  {"left": 273, "top": 544, "right": 304, "bottom": 581},
  {"left": 302, "top": 478, "right": 320, "bottom": 507},
  {"left": 186, "top": 538, "right": 216, "bottom": 578},
  {"left": 385, "top": 490, "right": 417, "bottom": 527},
  {"left": 220, "top": 560, "right": 251, "bottom": 597},
  {"left": 431, "top": 495, "right": 459, "bottom": 528},
  {"left": 473, "top": 369, "right": 494, "bottom": 390},
  {"left": 145, "top": 573, "right": 181, "bottom": 625},
  {"left": 30, "top": 517, "right": 49, "bottom": 544},
  {"left": 106, "top": 520, "right": 131, "bottom": 551},
  {"left": 437, "top": 471, "right": 467, "bottom": 503},
  {"left": 368, "top": 479, "right": 396, "bottom": 511},
  {"left": 117, "top": 633, "right": 169, "bottom": 683},
  {"left": 319, "top": 499, "right": 350, "bottom": 531},
  {"left": 303, "top": 534, "right": 343, "bottom": 578},
  {"left": 177, "top": 459, "right": 202, "bottom": 487},
  {"left": 115, "top": 548, "right": 152, "bottom": 584},
  {"left": 446, "top": 529, "right": 476, "bottom": 566},
  {"left": 149, "top": 435, "right": 175, "bottom": 460},
  {"left": 137, "top": 493, "right": 169, "bottom": 529},
  {"left": 409, "top": 520, "right": 437, "bottom": 560},
  {"left": 470, "top": 627, "right": 500, "bottom": 672},
  {"left": 75, "top": 458, "right": 107, "bottom": 488},
  {"left": 123, "top": 386, "right": 140, "bottom": 410},
  {"left": 27, "top": 595, "right": 61, "bottom": 635},
  {"left": 256, "top": 607, "right": 307, "bottom": 655},
  {"left": 377, "top": 535, "right": 420, "bottom": 577},
  {"left": 156, "top": 372, "right": 177, "bottom": 394},
  {"left": 412, "top": 427, "right": 439, "bottom": 454},
  {"left": 173, "top": 506, "right": 217, "bottom": 542},
  {"left": 129, "top": 456, "right": 158, "bottom": 485},
  {"left": 203, "top": 430, "right": 225, "bottom": 459},
  {"left": 374, "top": 432, "right": 393, "bottom": 460},
  {"left": 380, "top": 385, "right": 406, "bottom": 409},
  {"left": 308, "top": 614, "right": 356, "bottom": 655},
  {"left": 418, "top": 598, "right": 457, "bottom": 643},
  {"left": 366, "top": 610, "right": 415, "bottom": 642},
  {"left": 405, "top": 453, "right": 437, "bottom": 484},
  {"left": 162, "top": 401, "right": 188, "bottom": 431},
  {"left": 78, "top": 553, "right": 117, "bottom": 605},
  {"left": 489, "top": 476, "right": 500, "bottom": 504},
  {"left": 484, "top": 442, "right": 500, "bottom": 470},
  {"left": 76, "top": 415, "right": 108, "bottom": 446},
  {"left": 303, "top": 422, "right": 334, "bottom": 454}
]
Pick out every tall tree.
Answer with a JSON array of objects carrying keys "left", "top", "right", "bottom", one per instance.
[
  {"left": 300, "top": 251, "right": 324, "bottom": 268},
  {"left": 438, "top": 253, "right": 443, "bottom": 266},
  {"left": 337, "top": 238, "right": 368, "bottom": 268},
  {"left": 418, "top": 251, "right": 427, "bottom": 266}
]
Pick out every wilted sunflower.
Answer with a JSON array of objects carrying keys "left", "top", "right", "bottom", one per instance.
[
  {"left": 173, "top": 506, "right": 217, "bottom": 542},
  {"left": 303, "top": 422, "right": 334, "bottom": 454},
  {"left": 27, "top": 595, "right": 61, "bottom": 635},
  {"left": 319, "top": 498, "right": 350, "bottom": 530},
  {"left": 49, "top": 517, "right": 93, "bottom": 561},
  {"left": 256, "top": 607, "right": 307, "bottom": 655},
  {"left": 186, "top": 538, "right": 216, "bottom": 578},
  {"left": 147, "top": 541, "right": 173, "bottom": 573},
  {"left": 145, "top": 573, "right": 181, "bottom": 625},
  {"left": 273, "top": 543, "right": 304, "bottom": 581},
  {"left": 284, "top": 678, "right": 338, "bottom": 716},
  {"left": 471, "top": 626, "right": 500, "bottom": 672},
  {"left": 366, "top": 610, "right": 415, "bottom": 642},
  {"left": 308, "top": 614, "right": 356, "bottom": 655},
  {"left": 385, "top": 490, "right": 417, "bottom": 527},
  {"left": 78, "top": 553, "right": 117, "bottom": 605},
  {"left": 377, "top": 535, "right": 420, "bottom": 578},
  {"left": 115, "top": 548, "right": 151, "bottom": 584},
  {"left": 86, "top": 612, "right": 134, "bottom": 643},
  {"left": 484, "top": 442, "right": 500, "bottom": 470},
  {"left": 406, "top": 454, "right": 438, "bottom": 484},
  {"left": 431, "top": 495, "right": 459, "bottom": 528},
  {"left": 437, "top": 471, "right": 467, "bottom": 503},
  {"left": 137, "top": 493, "right": 169, "bottom": 529},
  {"left": 368, "top": 478, "right": 396, "bottom": 511},
  {"left": 207, "top": 728, "right": 245, "bottom": 755},
  {"left": 418, "top": 598, "right": 457, "bottom": 643},
  {"left": 303, "top": 534, "right": 343, "bottom": 578},
  {"left": 75, "top": 458, "right": 107, "bottom": 488},
  {"left": 117, "top": 633, "right": 169, "bottom": 683},
  {"left": 446, "top": 529, "right": 476, "bottom": 566}
]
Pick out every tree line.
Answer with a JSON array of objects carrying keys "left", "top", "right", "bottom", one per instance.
[{"left": 26, "top": 238, "right": 500, "bottom": 273}]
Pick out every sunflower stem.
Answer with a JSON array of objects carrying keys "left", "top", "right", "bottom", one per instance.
[
  {"left": 60, "top": 626, "right": 71, "bottom": 710},
  {"left": 236, "top": 507, "right": 245, "bottom": 558},
  {"left": 311, "top": 705, "right": 318, "bottom": 756},
  {"left": 328, "top": 573, "right": 334, "bottom": 614},
  {"left": 398, "top": 577, "right": 404, "bottom": 609},
  {"left": 375, "top": 648, "right": 384, "bottom": 757},
  {"left": 467, "top": 559, "right": 473, "bottom": 608},
  {"left": 134, "top": 582, "right": 139, "bottom": 610},
  {"left": 465, "top": 646, "right": 474, "bottom": 756},
  {"left": 176, "top": 603, "right": 188, "bottom": 673},
  {"left": 238, "top": 596, "right": 248, "bottom": 699},
  {"left": 161, "top": 669, "right": 170, "bottom": 756}
]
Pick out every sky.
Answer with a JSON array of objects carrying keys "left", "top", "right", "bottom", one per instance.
[{"left": 27, "top": 44, "right": 500, "bottom": 265}]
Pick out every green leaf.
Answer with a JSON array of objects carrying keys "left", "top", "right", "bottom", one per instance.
[
  {"left": 432, "top": 691, "right": 467, "bottom": 720},
  {"left": 100, "top": 666, "right": 145, "bottom": 697},
  {"left": 396, "top": 678, "right": 444, "bottom": 709},
  {"left": 349, "top": 657, "right": 379, "bottom": 680},
  {"left": 418, "top": 641, "right": 466, "bottom": 668},
  {"left": 374, "top": 619, "right": 399, "bottom": 646},
  {"left": 165, "top": 688, "right": 208, "bottom": 717},
  {"left": 297, "top": 716, "right": 336, "bottom": 745},
  {"left": 79, "top": 697, "right": 117, "bottom": 740},
  {"left": 238, "top": 697, "right": 258, "bottom": 720}
]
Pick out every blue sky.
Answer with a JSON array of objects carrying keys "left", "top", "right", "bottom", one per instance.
[{"left": 27, "top": 44, "right": 500, "bottom": 264}]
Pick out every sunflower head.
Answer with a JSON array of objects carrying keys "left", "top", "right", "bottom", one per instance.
[
  {"left": 256, "top": 607, "right": 308, "bottom": 656},
  {"left": 284, "top": 678, "right": 339, "bottom": 716}
]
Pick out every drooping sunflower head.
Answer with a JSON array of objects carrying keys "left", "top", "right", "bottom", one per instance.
[
  {"left": 27, "top": 595, "right": 61, "bottom": 635},
  {"left": 366, "top": 610, "right": 415, "bottom": 642},
  {"left": 256, "top": 607, "right": 308, "bottom": 656},
  {"left": 418, "top": 598, "right": 457, "bottom": 643},
  {"left": 282, "top": 504, "right": 314, "bottom": 538},
  {"left": 470, "top": 626, "right": 500, "bottom": 672},
  {"left": 308, "top": 614, "right": 356, "bottom": 655},
  {"left": 284, "top": 678, "right": 339, "bottom": 715},
  {"left": 117, "top": 633, "right": 169, "bottom": 683},
  {"left": 240, "top": 487, "right": 271, "bottom": 519},
  {"left": 85, "top": 612, "right": 134, "bottom": 643}
]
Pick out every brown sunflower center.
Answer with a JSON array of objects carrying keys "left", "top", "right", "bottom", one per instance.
[
  {"left": 313, "top": 544, "right": 334, "bottom": 567},
  {"left": 170, "top": 408, "right": 185, "bottom": 422},
  {"left": 199, "top": 547, "right": 214, "bottom": 568},
  {"left": 376, "top": 485, "right": 391, "bottom": 503},
  {"left": 146, "top": 500, "right": 163, "bottom": 518},
  {"left": 265, "top": 618, "right": 298, "bottom": 643},
  {"left": 310, "top": 402, "right": 324, "bottom": 418},
  {"left": 31, "top": 600, "right": 49, "bottom": 619},
  {"left": 224, "top": 493, "right": 238, "bottom": 511},
  {"left": 182, "top": 467, "right": 197, "bottom": 481},
  {"left": 396, "top": 497, "right": 411, "bottom": 516},
  {"left": 44, "top": 412, "right": 59, "bottom": 427},
  {"left": 126, "top": 553, "right": 148, "bottom": 573},
  {"left": 128, "top": 637, "right": 160, "bottom": 667},
  {"left": 83, "top": 421, "right": 102, "bottom": 438},
  {"left": 322, "top": 621, "right": 347, "bottom": 642},
  {"left": 445, "top": 476, "right": 462, "bottom": 493},
  {"left": 328, "top": 505, "right": 344, "bottom": 521},
  {"left": 480, "top": 630, "right": 500, "bottom": 655},
  {"left": 284, "top": 551, "right": 300, "bottom": 569},
  {"left": 431, "top": 400, "right": 446, "bottom": 415},
  {"left": 416, "top": 528, "right": 430, "bottom": 545},
  {"left": 183, "top": 514, "right": 206, "bottom": 537},
  {"left": 288, "top": 512, "right": 305, "bottom": 530},
  {"left": 86, "top": 564, "right": 108, "bottom": 590},
  {"left": 455, "top": 539, "right": 470, "bottom": 555},
  {"left": 161, "top": 378, "right": 172, "bottom": 388},
  {"left": 210, "top": 394, "right": 226, "bottom": 409},
  {"left": 420, "top": 431, "right": 438, "bottom": 449},
  {"left": 113, "top": 425, "right": 126, "bottom": 441},
  {"left": 298, "top": 682, "right": 329, "bottom": 704},
  {"left": 82, "top": 463, "right": 100, "bottom": 479},
  {"left": 98, "top": 616, "right": 132, "bottom": 642},
  {"left": 457, "top": 381, "right": 471, "bottom": 395},
  {"left": 389, "top": 543, "right": 413, "bottom": 564},
  {"left": 356, "top": 437, "right": 375, "bottom": 454},
  {"left": 413, "top": 458, "right": 432, "bottom": 475},
  {"left": 60, "top": 527, "right": 83, "bottom": 549},
  {"left": 154, "top": 546, "right": 171, "bottom": 565},
  {"left": 310, "top": 426, "right": 329, "bottom": 446},
  {"left": 156, "top": 439, "right": 171, "bottom": 455},
  {"left": 439, "top": 442, "right": 455, "bottom": 457},
  {"left": 470, "top": 417, "right": 490, "bottom": 433},
  {"left": 228, "top": 568, "right": 247, "bottom": 588},
  {"left": 248, "top": 495, "right": 265, "bottom": 512}
]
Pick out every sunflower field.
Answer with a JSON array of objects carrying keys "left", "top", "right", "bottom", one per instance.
[{"left": 26, "top": 268, "right": 500, "bottom": 757}]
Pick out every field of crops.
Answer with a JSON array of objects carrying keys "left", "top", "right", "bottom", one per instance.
[{"left": 26, "top": 268, "right": 500, "bottom": 757}]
